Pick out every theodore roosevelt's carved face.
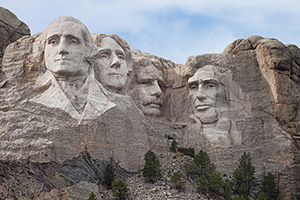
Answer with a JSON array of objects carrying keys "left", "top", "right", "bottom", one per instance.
[
  {"left": 133, "top": 64, "right": 164, "bottom": 116},
  {"left": 96, "top": 37, "right": 129, "bottom": 92},
  {"left": 44, "top": 18, "right": 90, "bottom": 77},
  {"left": 188, "top": 65, "right": 219, "bottom": 123}
]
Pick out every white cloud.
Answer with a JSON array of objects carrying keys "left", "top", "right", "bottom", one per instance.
[{"left": 1, "top": 0, "right": 300, "bottom": 63}]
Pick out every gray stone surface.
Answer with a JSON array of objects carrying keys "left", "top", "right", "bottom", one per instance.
[
  {"left": 0, "top": 10, "right": 299, "bottom": 199},
  {"left": 0, "top": 7, "right": 30, "bottom": 65}
]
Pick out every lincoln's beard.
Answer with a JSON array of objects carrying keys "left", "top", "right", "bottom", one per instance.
[{"left": 192, "top": 107, "right": 218, "bottom": 124}]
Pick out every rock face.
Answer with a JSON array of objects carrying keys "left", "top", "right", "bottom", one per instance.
[
  {"left": 0, "top": 7, "right": 30, "bottom": 65},
  {"left": 0, "top": 9, "right": 300, "bottom": 200}
]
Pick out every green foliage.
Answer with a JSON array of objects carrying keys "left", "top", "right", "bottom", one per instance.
[
  {"left": 238, "top": 183, "right": 248, "bottom": 199},
  {"left": 178, "top": 147, "right": 195, "bottom": 158},
  {"left": 142, "top": 150, "right": 161, "bottom": 183},
  {"left": 165, "top": 134, "right": 174, "bottom": 140},
  {"left": 170, "top": 139, "right": 177, "bottom": 152},
  {"left": 87, "top": 192, "right": 97, "bottom": 200},
  {"left": 224, "top": 179, "right": 233, "bottom": 200},
  {"left": 276, "top": 194, "right": 284, "bottom": 200},
  {"left": 185, "top": 150, "right": 215, "bottom": 179},
  {"left": 258, "top": 192, "right": 268, "bottom": 200},
  {"left": 232, "top": 195, "right": 246, "bottom": 200},
  {"left": 104, "top": 163, "right": 115, "bottom": 189},
  {"left": 261, "top": 172, "right": 280, "bottom": 200},
  {"left": 208, "top": 172, "right": 223, "bottom": 193},
  {"left": 184, "top": 161, "right": 198, "bottom": 178},
  {"left": 112, "top": 178, "right": 129, "bottom": 200},
  {"left": 170, "top": 171, "right": 185, "bottom": 190},
  {"left": 185, "top": 150, "right": 223, "bottom": 197},
  {"left": 196, "top": 175, "right": 209, "bottom": 194},
  {"left": 232, "top": 152, "right": 256, "bottom": 198}
]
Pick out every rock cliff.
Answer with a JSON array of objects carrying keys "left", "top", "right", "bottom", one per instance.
[{"left": 0, "top": 8, "right": 299, "bottom": 200}]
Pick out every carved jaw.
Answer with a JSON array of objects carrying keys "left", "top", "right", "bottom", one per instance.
[{"left": 192, "top": 106, "right": 218, "bottom": 124}]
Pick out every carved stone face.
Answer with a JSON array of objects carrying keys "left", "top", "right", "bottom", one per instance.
[
  {"left": 44, "top": 21, "right": 89, "bottom": 77},
  {"left": 133, "top": 64, "right": 164, "bottom": 116},
  {"left": 96, "top": 37, "right": 129, "bottom": 92},
  {"left": 188, "top": 65, "right": 219, "bottom": 123}
]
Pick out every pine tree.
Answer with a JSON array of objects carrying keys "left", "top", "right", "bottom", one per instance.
[
  {"left": 185, "top": 150, "right": 215, "bottom": 180},
  {"left": 170, "top": 171, "right": 185, "bottom": 190},
  {"left": 185, "top": 150, "right": 223, "bottom": 197},
  {"left": 224, "top": 178, "right": 233, "bottom": 200},
  {"left": 112, "top": 178, "right": 129, "bottom": 200},
  {"left": 258, "top": 192, "right": 268, "bottom": 200},
  {"left": 87, "top": 192, "right": 97, "bottom": 200},
  {"left": 170, "top": 139, "right": 177, "bottom": 152},
  {"left": 208, "top": 171, "right": 223, "bottom": 193},
  {"left": 196, "top": 175, "right": 209, "bottom": 194},
  {"left": 261, "top": 172, "right": 280, "bottom": 200},
  {"left": 104, "top": 163, "right": 115, "bottom": 189},
  {"left": 232, "top": 152, "right": 256, "bottom": 198},
  {"left": 142, "top": 150, "right": 161, "bottom": 183}
]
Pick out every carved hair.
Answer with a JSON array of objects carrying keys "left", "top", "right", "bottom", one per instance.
[{"left": 132, "top": 57, "right": 163, "bottom": 71}]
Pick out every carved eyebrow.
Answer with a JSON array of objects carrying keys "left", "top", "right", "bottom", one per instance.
[
  {"left": 65, "top": 34, "right": 81, "bottom": 43},
  {"left": 137, "top": 78, "right": 152, "bottom": 83},
  {"left": 99, "top": 48, "right": 112, "bottom": 55},
  {"left": 115, "top": 49, "right": 125, "bottom": 55},
  {"left": 47, "top": 34, "right": 60, "bottom": 42},
  {"left": 201, "top": 78, "right": 219, "bottom": 85},
  {"left": 188, "top": 79, "right": 199, "bottom": 85}
]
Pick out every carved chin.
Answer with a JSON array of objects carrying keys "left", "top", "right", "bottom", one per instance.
[
  {"left": 142, "top": 105, "right": 161, "bottom": 116},
  {"left": 194, "top": 109, "right": 218, "bottom": 124}
]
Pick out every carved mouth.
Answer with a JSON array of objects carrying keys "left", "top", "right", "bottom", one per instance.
[
  {"left": 109, "top": 73, "right": 123, "bottom": 77},
  {"left": 55, "top": 58, "right": 70, "bottom": 62},
  {"left": 146, "top": 103, "right": 160, "bottom": 109},
  {"left": 143, "top": 99, "right": 163, "bottom": 108},
  {"left": 196, "top": 104, "right": 211, "bottom": 110}
]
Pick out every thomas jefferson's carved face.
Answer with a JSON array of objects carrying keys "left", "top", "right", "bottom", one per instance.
[
  {"left": 188, "top": 65, "right": 219, "bottom": 123},
  {"left": 44, "top": 21, "right": 89, "bottom": 77},
  {"left": 96, "top": 37, "right": 129, "bottom": 92},
  {"left": 133, "top": 64, "right": 164, "bottom": 116}
]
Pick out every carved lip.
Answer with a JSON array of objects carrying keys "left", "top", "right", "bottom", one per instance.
[
  {"left": 55, "top": 58, "right": 70, "bottom": 62},
  {"left": 196, "top": 104, "right": 212, "bottom": 110},
  {"left": 146, "top": 103, "right": 160, "bottom": 109},
  {"left": 109, "top": 73, "right": 123, "bottom": 77}
]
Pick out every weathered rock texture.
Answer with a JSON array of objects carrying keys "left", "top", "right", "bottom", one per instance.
[
  {"left": 0, "top": 9, "right": 300, "bottom": 200},
  {"left": 0, "top": 7, "right": 30, "bottom": 65}
]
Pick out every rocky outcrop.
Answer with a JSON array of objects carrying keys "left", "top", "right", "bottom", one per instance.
[{"left": 0, "top": 7, "right": 30, "bottom": 65}]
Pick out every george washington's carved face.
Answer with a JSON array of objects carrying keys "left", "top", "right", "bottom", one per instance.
[{"left": 44, "top": 19, "right": 90, "bottom": 77}]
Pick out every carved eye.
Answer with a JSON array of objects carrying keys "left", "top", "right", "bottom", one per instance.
[
  {"left": 100, "top": 53, "right": 109, "bottom": 59},
  {"left": 206, "top": 83, "right": 216, "bottom": 89},
  {"left": 117, "top": 54, "right": 125, "bottom": 60},
  {"left": 70, "top": 38, "right": 79, "bottom": 44},
  {"left": 48, "top": 39, "right": 58, "bottom": 45},
  {"left": 139, "top": 80, "right": 152, "bottom": 85},
  {"left": 189, "top": 84, "right": 198, "bottom": 90}
]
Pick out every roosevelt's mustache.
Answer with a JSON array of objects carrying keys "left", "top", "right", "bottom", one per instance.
[{"left": 142, "top": 98, "right": 163, "bottom": 106}]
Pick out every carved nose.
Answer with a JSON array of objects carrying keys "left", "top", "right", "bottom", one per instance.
[
  {"left": 110, "top": 54, "right": 121, "bottom": 69},
  {"left": 197, "top": 86, "right": 206, "bottom": 100},
  {"left": 59, "top": 49, "right": 69, "bottom": 56},
  {"left": 58, "top": 42, "right": 69, "bottom": 56},
  {"left": 152, "top": 81, "right": 162, "bottom": 97}
]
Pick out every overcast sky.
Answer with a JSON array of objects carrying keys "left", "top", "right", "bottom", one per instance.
[{"left": 1, "top": 0, "right": 300, "bottom": 64}]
